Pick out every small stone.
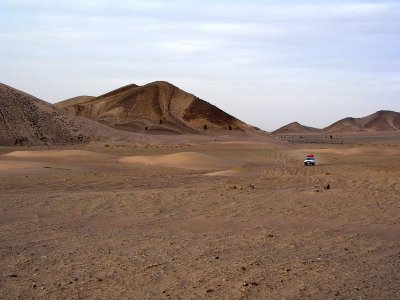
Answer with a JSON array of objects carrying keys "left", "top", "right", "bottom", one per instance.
[
  {"left": 243, "top": 281, "right": 258, "bottom": 287},
  {"left": 284, "top": 268, "right": 291, "bottom": 272},
  {"left": 9, "top": 274, "right": 18, "bottom": 278},
  {"left": 32, "top": 282, "right": 37, "bottom": 289},
  {"left": 206, "top": 289, "right": 214, "bottom": 293},
  {"left": 214, "top": 256, "right": 220, "bottom": 260}
]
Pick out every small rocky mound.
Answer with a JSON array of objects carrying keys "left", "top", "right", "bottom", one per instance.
[
  {"left": 0, "top": 83, "right": 124, "bottom": 145},
  {"left": 273, "top": 122, "right": 320, "bottom": 135}
]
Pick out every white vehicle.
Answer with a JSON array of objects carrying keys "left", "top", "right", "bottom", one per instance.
[{"left": 304, "top": 154, "right": 316, "bottom": 166}]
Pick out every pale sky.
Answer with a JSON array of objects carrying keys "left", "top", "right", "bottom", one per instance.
[{"left": 1, "top": 0, "right": 399, "bottom": 131}]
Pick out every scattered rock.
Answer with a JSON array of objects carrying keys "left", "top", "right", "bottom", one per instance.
[
  {"left": 9, "top": 274, "right": 18, "bottom": 278},
  {"left": 243, "top": 281, "right": 258, "bottom": 287},
  {"left": 206, "top": 289, "right": 214, "bottom": 293},
  {"left": 248, "top": 184, "right": 255, "bottom": 189},
  {"left": 229, "top": 185, "right": 242, "bottom": 190},
  {"left": 284, "top": 268, "right": 291, "bottom": 272},
  {"left": 324, "top": 184, "right": 331, "bottom": 190}
]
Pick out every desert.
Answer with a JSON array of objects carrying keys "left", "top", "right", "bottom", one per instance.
[
  {"left": 1, "top": 83, "right": 400, "bottom": 299},
  {"left": 3, "top": 1, "right": 400, "bottom": 298}
]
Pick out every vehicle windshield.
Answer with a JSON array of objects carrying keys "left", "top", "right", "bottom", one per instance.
[{"left": 305, "top": 157, "right": 315, "bottom": 160}]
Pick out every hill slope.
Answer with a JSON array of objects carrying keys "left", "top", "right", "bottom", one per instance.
[
  {"left": 322, "top": 110, "right": 400, "bottom": 133},
  {"left": 273, "top": 122, "right": 320, "bottom": 135},
  {"left": 56, "top": 81, "right": 260, "bottom": 135},
  {"left": 0, "top": 83, "right": 129, "bottom": 145},
  {"left": 274, "top": 110, "right": 400, "bottom": 135}
]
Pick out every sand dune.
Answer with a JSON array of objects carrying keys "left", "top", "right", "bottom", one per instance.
[
  {"left": 56, "top": 81, "right": 263, "bottom": 135},
  {"left": 119, "top": 152, "right": 243, "bottom": 170},
  {"left": 4, "top": 150, "right": 115, "bottom": 160},
  {"left": 3, "top": 150, "right": 244, "bottom": 171}
]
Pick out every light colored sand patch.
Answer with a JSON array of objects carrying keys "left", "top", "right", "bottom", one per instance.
[
  {"left": 203, "top": 168, "right": 242, "bottom": 176},
  {"left": 3, "top": 150, "right": 115, "bottom": 160},
  {"left": 119, "top": 152, "right": 242, "bottom": 170}
]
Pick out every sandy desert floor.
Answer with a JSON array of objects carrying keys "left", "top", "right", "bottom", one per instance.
[{"left": 0, "top": 137, "right": 399, "bottom": 299}]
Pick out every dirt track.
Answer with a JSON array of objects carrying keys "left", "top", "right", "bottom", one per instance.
[{"left": 0, "top": 140, "right": 399, "bottom": 299}]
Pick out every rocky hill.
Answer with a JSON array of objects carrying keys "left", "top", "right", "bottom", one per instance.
[
  {"left": 273, "top": 122, "right": 320, "bottom": 135},
  {"left": 56, "top": 81, "right": 261, "bottom": 135},
  {"left": 0, "top": 83, "right": 129, "bottom": 145},
  {"left": 322, "top": 111, "right": 400, "bottom": 133},
  {"left": 273, "top": 110, "right": 400, "bottom": 135}
]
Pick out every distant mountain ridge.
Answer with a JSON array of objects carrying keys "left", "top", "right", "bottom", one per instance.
[
  {"left": 273, "top": 110, "right": 400, "bottom": 135},
  {"left": 56, "top": 81, "right": 261, "bottom": 135}
]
